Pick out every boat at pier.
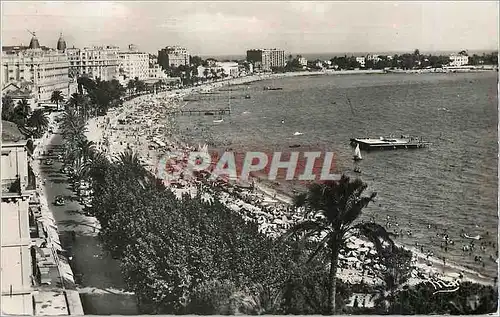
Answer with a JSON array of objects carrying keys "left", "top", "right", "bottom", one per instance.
[
  {"left": 264, "top": 87, "right": 283, "bottom": 91},
  {"left": 350, "top": 135, "right": 431, "bottom": 151}
]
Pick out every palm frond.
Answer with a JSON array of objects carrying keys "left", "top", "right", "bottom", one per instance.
[
  {"left": 352, "top": 222, "right": 395, "bottom": 253},
  {"left": 281, "top": 220, "right": 328, "bottom": 242}
]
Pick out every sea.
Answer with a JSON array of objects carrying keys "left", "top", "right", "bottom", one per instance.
[{"left": 174, "top": 71, "right": 498, "bottom": 279}]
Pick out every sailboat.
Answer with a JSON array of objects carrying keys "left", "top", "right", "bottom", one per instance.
[{"left": 353, "top": 144, "right": 362, "bottom": 161}]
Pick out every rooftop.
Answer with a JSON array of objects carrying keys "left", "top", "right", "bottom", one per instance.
[{"left": 1, "top": 120, "right": 27, "bottom": 143}]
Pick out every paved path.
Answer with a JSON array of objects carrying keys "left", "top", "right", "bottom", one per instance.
[{"left": 39, "top": 132, "right": 138, "bottom": 315}]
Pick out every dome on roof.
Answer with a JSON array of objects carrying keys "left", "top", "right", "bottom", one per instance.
[
  {"left": 29, "top": 33, "right": 40, "bottom": 49},
  {"left": 57, "top": 33, "right": 66, "bottom": 51}
]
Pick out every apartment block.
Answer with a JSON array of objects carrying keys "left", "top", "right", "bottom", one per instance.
[
  {"left": 66, "top": 45, "right": 120, "bottom": 81},
  {"left": 246, "top": 48, "right": 286, "bottom": 72},
  {"left": 158, "top": 46, "right": 190, "bottom": 70}
]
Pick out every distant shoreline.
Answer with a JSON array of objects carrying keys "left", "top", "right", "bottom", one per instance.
[{"left": 191, "top": 67, "right": 498, "bottom": 91}]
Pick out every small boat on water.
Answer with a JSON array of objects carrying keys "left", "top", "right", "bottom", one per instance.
[
  {"left": 354, "top": 166, "right": 361, "bottom": 173},
  {"left": 289, "top": 144, "right": 301, "bottom": 148},
  {"left": 463, "top": 233, "right": 481, "bottom": 240},
  {"left": 350, "top": 135, "right": 431, "bottom": 150},
  {"left": 213, "top": 117, "right": 223, "bottom": 123},
  {"left": 264, "top": 87, "right": 283, "bottom": 91},
  {"left": 245, "top": 95, "right": 251, "bottom": 99},
  {"left": 204, "top": 112, "right": 215, "bottom": 115},
  {"left": 353, "top": 144, "right": 363, "bottom": 161},
  {"left": 293, "top": 132, "right": 303, "bottom": 136}
]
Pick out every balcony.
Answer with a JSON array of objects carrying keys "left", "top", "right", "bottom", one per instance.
[{"left": 2, "top": 178, "right": 21, "bottom": 194}]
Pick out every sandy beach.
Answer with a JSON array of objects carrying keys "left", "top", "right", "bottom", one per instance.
[{"left": 82, "top": 75, "right": 495, "bottom": 289}]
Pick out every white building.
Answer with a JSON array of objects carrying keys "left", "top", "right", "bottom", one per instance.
[
  {"left": 355, "top": 56, "right": 366, "bottom": 68},
  {"left": 1, "top": 126, "right": 32, "bottom": 315},
  {"left": 148, "top": 64, "right": 167, "bottom": 79},
  {"left": 367, "top": 54, "right": 381, "bottom": 63},
  {"left": 2, "top": 34, "right": 75, "bottom": 103},
  {"left": 66, "top": 45, "right": 120, "bottom": 81},
  {"left": 298, "top": 56, "right": 308, "bottom": 67},
  {"left": 118, "top": 48, "right": 149, "bottom": 82},
  {"left": 449, "top": 54, "right": 469, "bottom": 67},
  {"left": 216, "top": 62, "right": 239, "bottom": 78}
]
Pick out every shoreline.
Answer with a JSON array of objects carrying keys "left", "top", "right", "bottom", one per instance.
[{"left": 83, "top": 73, "right": 496, "bottom": 288}]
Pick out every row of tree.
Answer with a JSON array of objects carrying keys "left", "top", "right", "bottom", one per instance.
[
  {"left": 283, "top": 50, "right": 498, "bottom": 72},
  {"left": 55, "top": 80, "right": 498, "bottom": 315}
]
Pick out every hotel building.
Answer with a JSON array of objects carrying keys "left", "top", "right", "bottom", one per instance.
[
  {"left": 246, "top": 48, "right": 286, "bottom": 72},
  {"left": 449, "top": 54, "right": 469, "bottom": 67},
  {"left": 157, "top": 46, "right": 190, "bottom": 70},
  {"left": 2, "top": 33, "right": 75, "bottom": 103},
  {"left": 66, "top": 45, "right": 120, "bottom": 81},
  {"left": 118, "top": 46, "right": 150, "bottom": 82}
]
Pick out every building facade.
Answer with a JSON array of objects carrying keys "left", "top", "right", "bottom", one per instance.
[
  {"left": 449, "top": 54, "right": 469, "bottom": 67},
  {"left": 367, "top": 54, "right": 381, "bottom": 63},
  {"left": 118, "top": 50, "right": 149, "bottom": 82},
  {"left": 1, "top": 128, "right": 32, "bottom": 315},
  {"left": 2, "top": 34, "right": 76, "bottom": 103},
  {"left": 298, "top": 56, "right": 308, "bottom": 67},
  {"left": 246, "top": 48, "right": 286, "bottom": 72},
  {"left": 355, "top": 56, "right": 366, "bottom": 68},
  {"left": 158, "top": 46, "right": 190, "bottom": 70},
  {"left": 2, "top": 50, "right": 73, "bottom": 103},
  {"left": 216, "top": 62, "right": 239, "bottom": 78},
  {"left": 66, "top": 46, "right": 120, "bottom": 81}
]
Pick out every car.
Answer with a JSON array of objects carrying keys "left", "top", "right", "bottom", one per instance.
[
  {"left": 45, "top": 159, "right": 54, "bottom": 165},
  {"left": 54, "top": 195, "right": 65, "bottom": 206},
  {"left": 79, "top": 182, "right": 90, "bottom": 190},
  {"left": 60, "top": 166, "right": 70, "bottom": 174},
  {"left": 79, "top": 189, "right": 93, "bottom": 197}
]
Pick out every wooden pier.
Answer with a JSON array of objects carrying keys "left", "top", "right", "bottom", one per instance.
[
  {"left": 183, "top": 94, "right": 226, "bottom": 101},
  {"left": 170, "top": 107, "right": 231, "bottom": 116}
]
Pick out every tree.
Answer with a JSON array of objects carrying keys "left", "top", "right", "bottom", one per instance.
[
  {"left": 2, "top": 95, "right": 15, "bottom": 121},
  {"left": 283, "top": 175, "right": 394, "bottom": 314},
  {"left": 68, "top": 92, "right": 85, "bottom": 113},
  {"left": 373, "top": 246, "right": 413, "bottom": 312},
  {"left": 27, "top": 109, "right": 49, "bottom": 137},
  {"left": 190, "top": 55, "right": 204, "bottom": 67},
  {"left": 50, "top": 90, "right": 65, "bottom": 110},
  {"left": 127, "top": 80, "right": 135, "bottom": 96},
  {"left": 13, "top": 99, "right": 31, "bottom": 125}
]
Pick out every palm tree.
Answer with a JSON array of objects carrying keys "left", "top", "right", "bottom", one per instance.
[
  {"left": 114, "top": 149, "right": 151, "bottom": 187},
  {"left": 50, "top": 90, "right": 65, "bottom": 111},
  {"left": 2, "top": 96, "right": 15, "bottom": 121},
  {"left": 67, "top": 92, "right": 84, "bottom": 114},
  {"left": 230, "top": 283, "right": 284, "bottom": 315},
  {"left": 27, "top": 109, "right": 49, "bottom": 137},
  {"left": 283, "top": 175, "right": 394, "bottom": 314},
  {"left": 14, "top": 99, "right": 31, "bottom": 125},
  {"left": 127, "top": 80, "right": 135, "bottom": 96}
]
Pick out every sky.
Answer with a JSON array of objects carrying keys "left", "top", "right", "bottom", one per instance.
[{"left": 1, "top": 1, "right": 498, "bottom": 56}]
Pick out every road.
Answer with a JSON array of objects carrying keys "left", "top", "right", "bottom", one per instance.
[{"left": 39, "top": 132, "right": 138, "bottom": 315}]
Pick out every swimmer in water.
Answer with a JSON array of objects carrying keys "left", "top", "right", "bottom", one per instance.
[{"left": 281, "top": 119, "right": 285, "bottom": 124}]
